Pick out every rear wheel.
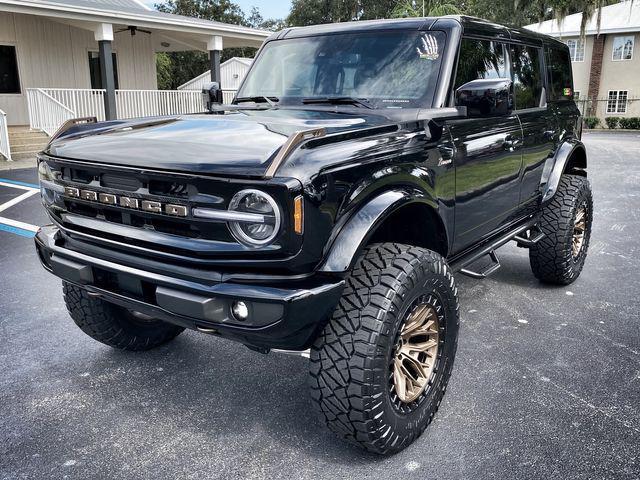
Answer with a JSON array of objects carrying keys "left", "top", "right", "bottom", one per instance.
[
  {"left": 63, "top": 282, "right": 184, "bottom": 351},
  {"left": 309, "top": 243, "right": 459, "bottom": 454},
  {"left": 529, "top": 174, "right": 593, "bottom": 285}
]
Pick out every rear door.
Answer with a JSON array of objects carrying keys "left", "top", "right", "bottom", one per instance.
[
  {"left": 448, "top": 38, "right": 524, "bottom": 253},
  {"left": 510, "top": 42, "right": 557, "bottom": 213}
]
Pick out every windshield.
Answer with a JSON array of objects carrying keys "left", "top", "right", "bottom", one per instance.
[{"left": 237, "top": 30, "right": 446, "bottom": 109}]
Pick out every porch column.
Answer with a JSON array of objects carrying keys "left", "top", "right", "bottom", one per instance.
[
  {"left": 208, "top": 36, "right": 223, "bottom": 85},
  {"left": 94, "top": 23, "right": 117, "bottom": 120}
]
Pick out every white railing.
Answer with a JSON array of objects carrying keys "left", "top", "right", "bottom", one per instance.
[
  {"left": 222, "top": 89, "right": 236, "bottom": 104},
  {"left": 0, "top": 109, "right": 11, "bottom": 161},
  {"left": 26, "top": 89, "right": 76, "bottom": 137},
  {"left": 27, "top": 88, "right": 239, "bottom": 135}
]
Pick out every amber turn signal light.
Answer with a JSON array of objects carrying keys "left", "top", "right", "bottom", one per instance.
[{"left": 293, "top": 195, "right": 303, "bottom": 234}]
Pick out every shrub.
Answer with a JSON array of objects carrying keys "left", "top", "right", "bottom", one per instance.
[
  {"left": 583, "top": 117, "right": 600, "bottom": 129},
  {"left": 605, "top": 116, "right": 620, "bottom": 129},
  {"left": 618, "top": 117, "right": 640, "bottom": 130},
  {"left": 618, "top": 117, "right": 631, "bottom": 129}
]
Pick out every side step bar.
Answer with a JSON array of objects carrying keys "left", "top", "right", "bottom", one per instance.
[
  {"left": 513, "top": 226, "right": 545, "bottom": 247},
  {"left": 460, "top": 250, "right": 501, "bottom": 279},
  {"left": 449, "top": 220, "right": 537, "bottom": 279}
]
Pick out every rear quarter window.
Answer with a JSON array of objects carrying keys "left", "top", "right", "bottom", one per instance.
[{"left": 547, "top": 47, "right": 574, "bottom": 102}]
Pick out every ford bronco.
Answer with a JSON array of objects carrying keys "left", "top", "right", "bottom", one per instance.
[{"left": 35, "top": 16, "right": 592, "bottom": 454}]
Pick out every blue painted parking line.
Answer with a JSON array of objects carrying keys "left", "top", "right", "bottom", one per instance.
[
  {"left": 0, "top": 178, "right": 40, "bottom": 190},
  {"left": 0, "top": 223, "right": 36, "bottom": 238}
]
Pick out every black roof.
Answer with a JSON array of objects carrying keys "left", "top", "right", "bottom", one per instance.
[{"left": 269, "top": 15, "right": 565, "bottom": 48}]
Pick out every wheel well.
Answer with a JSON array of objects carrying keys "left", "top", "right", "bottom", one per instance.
[
  {"left": 367, "top": 203, "right": 448, "bottom": 257},
  {"left": 563, "top": 146, "right": 587, "bottom": 176}
]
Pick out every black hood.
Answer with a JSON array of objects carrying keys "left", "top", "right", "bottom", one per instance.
[{"left": 46, "top": 109, "right": 391, "bottom": 177}]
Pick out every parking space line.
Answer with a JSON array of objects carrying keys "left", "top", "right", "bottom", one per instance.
[
  {"left": 0, "top": 216, "right": 39, "bottom": 234},
  {"left": 0, "top": 222, "right": 37, "bottom": 238},
  {"left": 0, "top": 179, "right": 40, "bottom": 191},
  {"left": 0, "top": 189, "right": 39, "bottom": 213},
  {"left": 0, "top": 178, "right": 41, "bottom": 237}
]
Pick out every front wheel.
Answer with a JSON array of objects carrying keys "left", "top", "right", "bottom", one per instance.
[
  {"left": 63, "top": 282, "right": 185, "bottom": 351},
  {"left": 309, "top": 243, "right": 459, "bottom": 455},
  {"left": 529, "top": 174, "right": 593, "bottom": 285}
]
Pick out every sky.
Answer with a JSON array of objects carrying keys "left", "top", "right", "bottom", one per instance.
[{"left": 141, "top": 0, "right": 292, "bottom": 20}]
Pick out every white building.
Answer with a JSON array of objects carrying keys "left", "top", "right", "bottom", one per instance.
[
  {"left": 178, "top": 57, "right": 253, "bottom": 101},
  {"left": 525, "top": 1, "right": 640, "bottom": 119},
  {"left": 0, "top": 0, "right": 269, "bottom": 161}
]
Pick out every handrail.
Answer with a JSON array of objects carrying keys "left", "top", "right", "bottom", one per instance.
[
  {"left": 27, "top": 88, "right": 76, "bottom": 137},
  {"left": 26, "top": 87, "right": 237, "bottom": 136},
  {"left": 0, "top": 108, "right": 11, "bottom": 161},
  {"left": 37, "top": 89, "right": 75, "bottom": 115}
]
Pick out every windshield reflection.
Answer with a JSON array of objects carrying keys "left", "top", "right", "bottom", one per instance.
[{"left": 238, "top": 31, "right": 446, "bottom": 109}]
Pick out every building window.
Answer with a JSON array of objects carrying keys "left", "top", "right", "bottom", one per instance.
[
  {"left": 566, "top": 39, "right": 585, "bottom": 62},
  {"left": 88, "top": 51, "right": 119, "bottom": 89},
  {"left": 574, "top": 91, "right": 580, "bottom": 100},
  {"left": 0, "top": 45, "right": 21, "bottom": 94},
  {"left": 607, "top": 90, "right": 628, "bottom": 113},
  {"left": 612, "top": 36, "right": 634, "bottom": 61}
]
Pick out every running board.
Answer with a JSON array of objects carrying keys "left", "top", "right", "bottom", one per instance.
[{"left": 449, "top": 219, "right": 536, "bottom": 278}]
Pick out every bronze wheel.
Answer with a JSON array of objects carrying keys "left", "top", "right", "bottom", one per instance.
[
  {"left": 393, "top": 301, "right": 440, "bottom": 403},
  {"left": 572, "top": 202, "right": 587, "bottom": 258},
  {"left": 310, "top": 243, "right": 459, "bottom": 454},
  {"left": 529, "top": 174, "right": 592, "bottom": 285}
]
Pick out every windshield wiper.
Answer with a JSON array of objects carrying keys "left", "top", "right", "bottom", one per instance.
[
  {"left": 301, "top": 96, "right": 374, "bottom": 109},
  {"left": 235, "top": 96, "right": 279, "bottom": 107}
]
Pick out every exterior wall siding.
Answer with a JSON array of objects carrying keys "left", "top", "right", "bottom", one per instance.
[
  {"left": 0, "top": 11, "right": 157, "bottom": 126},
  {"left": 563, "top": 33, "right": 640, "bottom": 119},
  {"left": 596, "top": 33, "right": 640, "bottom": 118}
]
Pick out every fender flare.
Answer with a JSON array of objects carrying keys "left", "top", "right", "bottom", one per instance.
[
  {"left": 318, "top": 190, "right": 440, "bottom": 273},
  {"left": 541, "top": 139, "right": 587, "bottom": 203}
]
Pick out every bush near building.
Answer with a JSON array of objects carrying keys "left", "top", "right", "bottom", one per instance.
[
  {"left": 584, "top": 117, "right": 600, "bottom": 129},
  {"left": 604, "top": 117, "right": 640, "bottom": 130}
]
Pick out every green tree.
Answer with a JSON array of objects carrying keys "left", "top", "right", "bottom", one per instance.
[
  {"left": 153, "top": 1, "right": 283, "bottom": 89},
  {"left": 392, "top": 0, "right": 461, "bottom": 17},
  {"left": 286, "top": 0, "right": 399, "bottom": 26}
]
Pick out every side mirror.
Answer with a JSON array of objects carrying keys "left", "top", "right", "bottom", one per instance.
[
  {"left": 455, "top": 78, "right": 513, "bottom": 117},
  {"left": 202, "top": 81, "right": 222, "bottom": 111}
]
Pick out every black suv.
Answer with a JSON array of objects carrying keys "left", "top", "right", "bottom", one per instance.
[{"left": 35, "top": 16, "right": 592, "bottom": 454}]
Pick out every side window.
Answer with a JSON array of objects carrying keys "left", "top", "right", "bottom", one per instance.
[
  {"left": 0, "top": 45, "right": 21, "bottom": 94},
  {"left": 454, "top": 38, "right": 508, "bottom": 91},
  {"left": 510, "top": 44, "right": 544, "bottom": 110},
  {"left": 547, "top": 46, "right": 573, "bottom": 102}
]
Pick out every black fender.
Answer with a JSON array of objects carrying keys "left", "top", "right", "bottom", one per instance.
[
  {"left": 318, "top": 190, "right": 444, "bottom": 273},
  {"left": 541, "top": 138, "right": 587, "bottom": 203}
]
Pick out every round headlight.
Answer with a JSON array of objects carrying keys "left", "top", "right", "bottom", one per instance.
[{"left": 228, "top": 189, "right": 281, "bottom": 247}]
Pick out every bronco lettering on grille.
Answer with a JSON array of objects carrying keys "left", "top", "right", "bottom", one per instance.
[{"left": 63, "top": 186, "right": 188, "bottom": 217}]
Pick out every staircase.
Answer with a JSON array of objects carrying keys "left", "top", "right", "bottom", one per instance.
[{"left": 7, "top": 127, "right": 49, "bottom": 161}]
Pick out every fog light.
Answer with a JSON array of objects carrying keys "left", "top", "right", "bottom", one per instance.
[{"left": 231, "top": 301, "right": 249, "bottom": 321}]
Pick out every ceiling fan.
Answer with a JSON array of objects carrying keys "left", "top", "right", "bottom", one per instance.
[{"left": 115, "top": 26, "right": 152, "bottom": 36}]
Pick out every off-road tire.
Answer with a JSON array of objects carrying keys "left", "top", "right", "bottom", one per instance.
[
  {"left": 309, "top": 243, "right": 459, "bottom": 455},
  {"left": 529, "top": 174, "right": 593, "bottom": 285},
  {"left": 63, "top": 282, "right": 184, "bottom": 350}
]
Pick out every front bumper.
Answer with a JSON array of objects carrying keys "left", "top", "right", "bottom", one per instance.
[{"left": 35, "top": 225, "right": 344, "bottom": 351}]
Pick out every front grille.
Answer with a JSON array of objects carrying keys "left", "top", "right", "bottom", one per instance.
[{"left": 39, "top": 156, "right": 300, "bottom": 261}]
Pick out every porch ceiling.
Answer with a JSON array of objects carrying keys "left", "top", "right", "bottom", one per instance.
[{"left": 0, "top": 0, "right": 270, "bottom": 49}]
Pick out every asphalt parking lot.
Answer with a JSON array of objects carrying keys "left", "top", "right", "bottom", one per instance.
[{"left": 1, "top": 131, "right": 639, "bottom": 480}]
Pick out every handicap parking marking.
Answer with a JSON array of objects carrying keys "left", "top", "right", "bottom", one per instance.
[
  {"left": 0, "top": 178, "right": 40, "bottom": 190},
  {"left": 0, "top": 177, "right": 41, "bottom": 238}
]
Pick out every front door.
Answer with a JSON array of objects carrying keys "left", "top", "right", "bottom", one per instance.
[{"left": 448, "top": 37, "right": 524, "bottom": 253}]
